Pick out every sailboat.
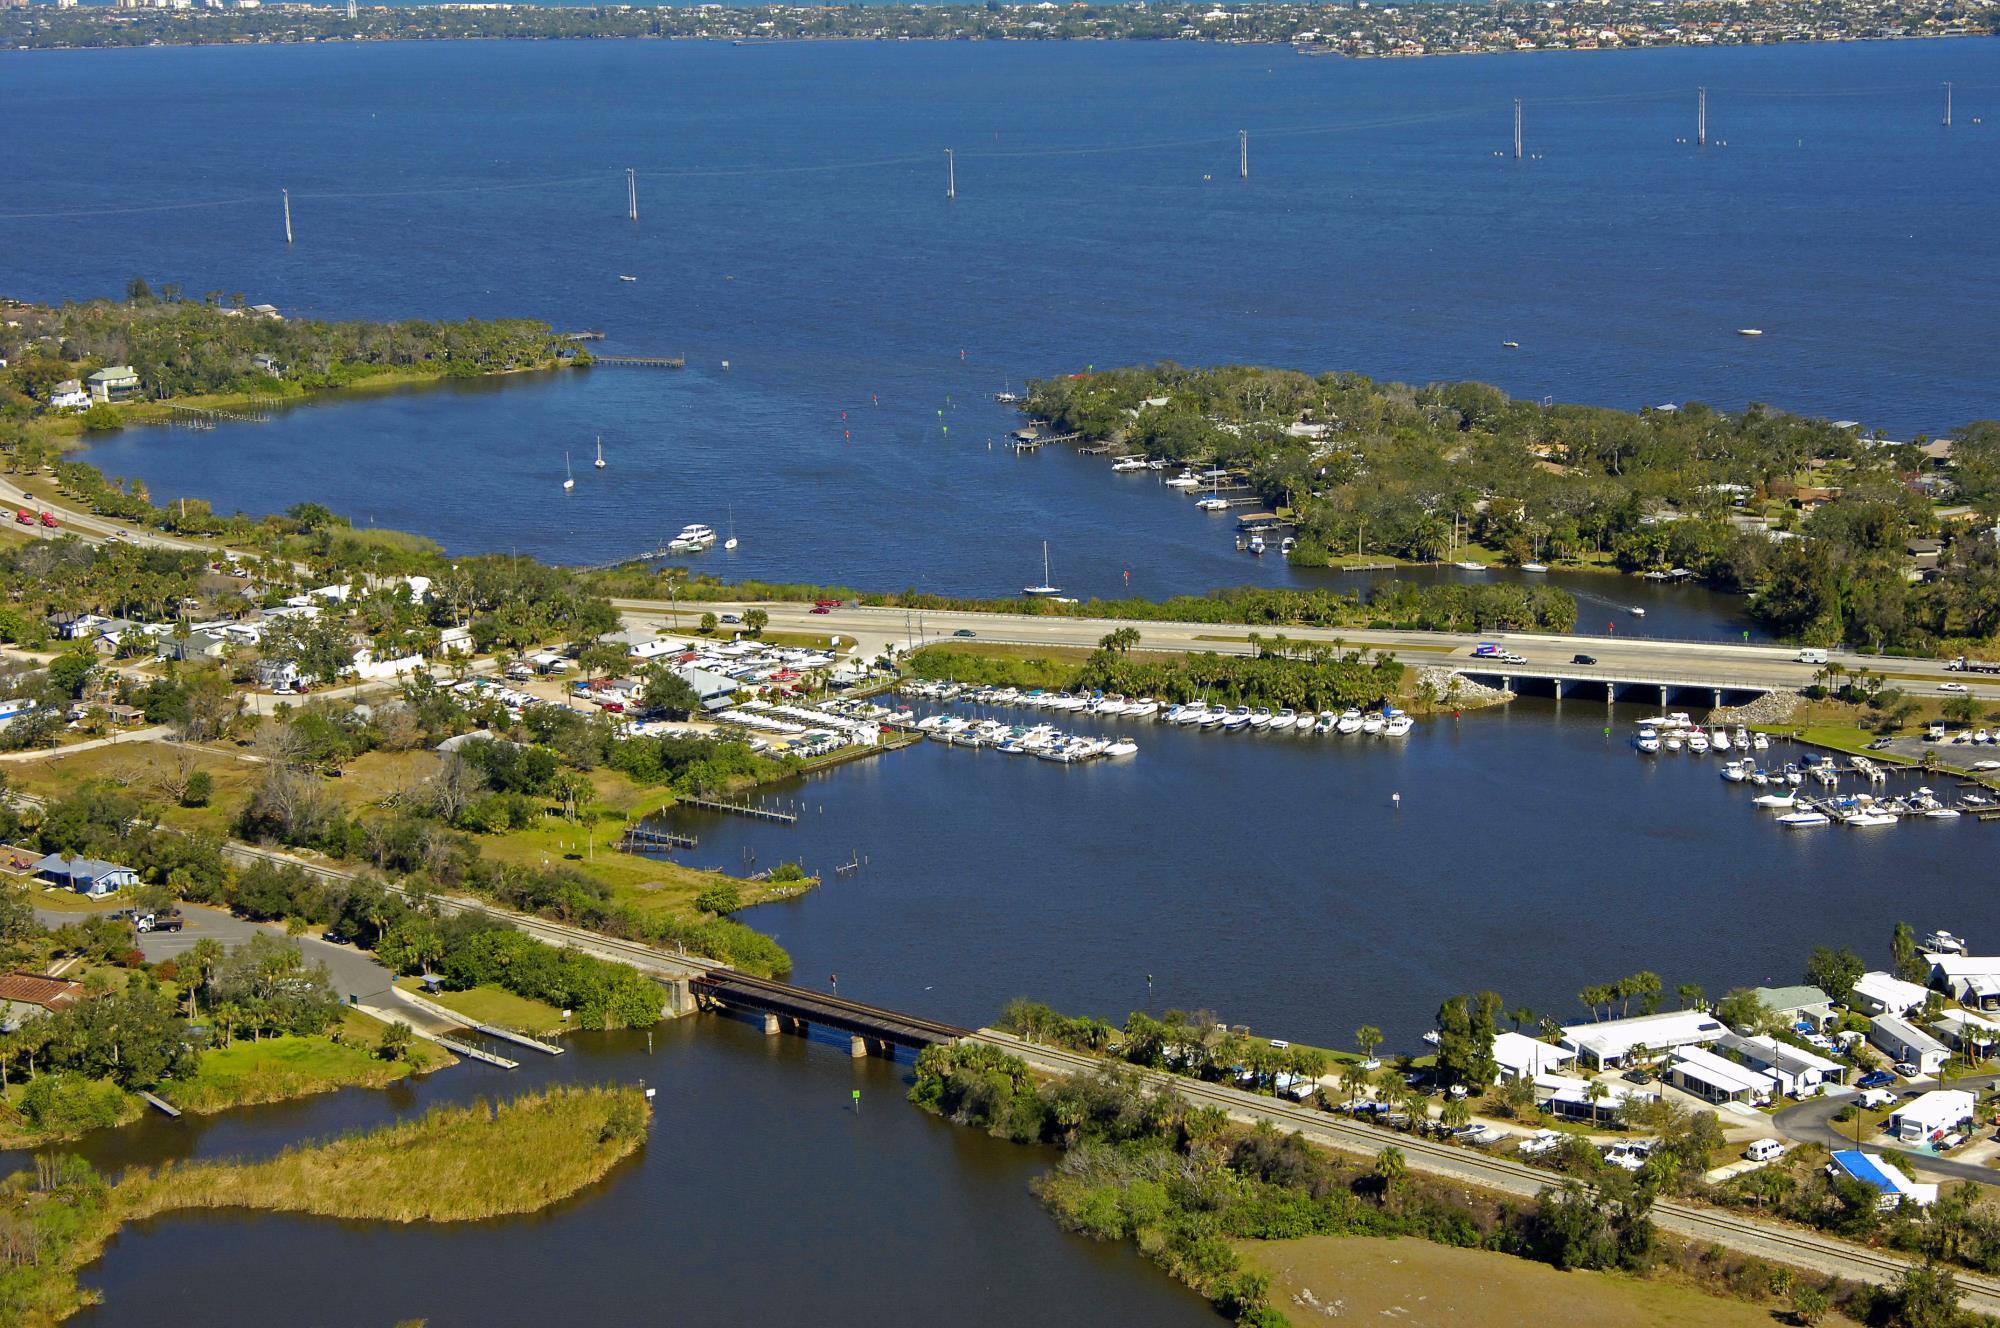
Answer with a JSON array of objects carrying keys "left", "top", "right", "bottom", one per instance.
[
  {"left": 1023, "top": 541, "right": 1062, "bottom": 597},
  {"left": 594, "top": 437, "right": 606, "bottom": 470},
  {"left": 563, "top": 452, "right": 575, "bottom": 491},
  {"left": 724, "top": 506, "right": 739, "bottom": 551}
]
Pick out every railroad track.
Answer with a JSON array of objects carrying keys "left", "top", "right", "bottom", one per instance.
[{"left": 978, "top": 1033, "right": 2000, "bottom": 1310}]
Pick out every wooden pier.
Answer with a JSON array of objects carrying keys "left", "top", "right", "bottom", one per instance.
[
  {"left": 677, "top": 795, "right": 798, "bottom": 825},
  {"left": 560, "top": 330, "right": 606, "bottom": 341},
  {"left": 139, "top": 1090, "right": 181, "bottom": 1117},
  {"left": 170, "top": 401, "right": 277, "bottom": 425},
  {"left": 619, "top": 824, "right": 698, "bottom": 853},
  {"left": 592, "top": 354, "right": 686, "bottom": 369}
]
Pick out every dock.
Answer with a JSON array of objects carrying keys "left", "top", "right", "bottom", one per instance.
[
  {"left": 592, "top": 354, "right": 686, "bottom": 369},
  {"left": 676, "top": 795, "right": 799, "bottom": 825},
  {"left": 618, "top": 824, "right": 698, "bottom": 853},
  {"left": 433, "top": 1035, "right": 520, "bottom": 1069},
  {"left": 139, "top": 1090, "right": 181, "bottom": 1118},
  {"left": 560, "top": 330, "right": 606, "bottom": 341}
]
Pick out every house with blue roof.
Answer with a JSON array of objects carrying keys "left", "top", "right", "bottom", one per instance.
[
  {"left": 33, "top": 853, "right": 140, "bottom": 898},
  {"left": 1828, "top": 1150, "right": 1938, "bottom": 1209}
]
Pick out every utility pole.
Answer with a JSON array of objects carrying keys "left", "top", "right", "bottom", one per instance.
[
  {"left": 626, "top": 168, "right": 638, "bottom": 222},
  {"left": 1239, "top": 129, "right": 1248, "bottom": 179},
  {"left": 1697, "top": 86, "right": 1707, "bottom": 147},
  {"left": 281, "top": 189, "right": 292, "bottom": 245},
  {"left": 1512, "top": 100, "right": 1523, "bottom": 160},
  {"left": 945, "top": 148, "right": 955, "bottom": 201},
  {"left": 1943, "top": 81, "right": 1953, "bottom": 128}
]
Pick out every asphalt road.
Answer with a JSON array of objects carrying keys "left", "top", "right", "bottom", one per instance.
[{"left": 614, "top": 597, "right": 2000, "bottom": 701}]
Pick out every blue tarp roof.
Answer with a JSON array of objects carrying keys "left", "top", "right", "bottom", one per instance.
[{"left": 1831, "top": 1150, "right": 1901, "bottom": 1193}]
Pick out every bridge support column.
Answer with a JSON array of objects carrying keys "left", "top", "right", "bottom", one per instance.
[
  {"left": 1713, "top": 689, "right": 1723, "bottom": 710},
  {"left": 851, "top": 1034, "right": 868, "bottom": 1059},
  {"left": 1660, "top": 685, "right": 1668, "bottom": 708},
  {"left": 763, "top": 1013, "right": 780, "bottom": 1036},
  {"left": 663, "top": 977, "right": 690, "bottom": 1017}
]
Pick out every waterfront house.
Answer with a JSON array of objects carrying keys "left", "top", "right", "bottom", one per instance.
[
  {"left": 1849, "top": 971, "right": 1931, "bottom": 1018},
  {"left": 1829, "top": 1150, "right": 1938, "bottom": 1209},
  {"left": 1867, "top": 1014, "right": 1949, "bottom": 1075},
  {"left": 0, "top": 971, "right": 85, "bottom": 1032},
  {"left": 1749, "top": 984, "right": 1836, "bottom": 1032},
  {"left": 1932, "top": 1010, "right": 2000, "bottom": 1057},
  {"left": 1491, "top": 1030, "right": 1575, "bottom": 1082},
  {"left": 1927, "top": 955, "right": 2000, "bottom": 1010},
  {"left": 1716, "top": 1031, "right": 1846, "bottom": 1096},
  {"left": 32, "top": 853, "right": 138, "bottom": 898},
  {"left": 46, "top": 379, "right": 89, "bottom": 411},
  {"left": 1888, "top": 1089, "right": 1975, "bottom": 1145},
  {"left": 1666, "top": 1045, "right": 1777, "bottom": 1106},
  {"left": 85, "top": 365, "right": 140, "bottom": 404},
  {"left": 251, "top": 353, "right": 284, "bottom": 376},
  {"left": 1559, "top": 1008, "right": 1725, "bottom": 1070},
  {"left": 156, "top": 630, "right": 230, "bottom": 663}
]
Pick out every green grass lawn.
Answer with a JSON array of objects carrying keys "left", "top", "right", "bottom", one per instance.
[
  {"left": 9, "top": 739, "right": 259, "bottom": 839},
  {"left": 167, "top": 1007, "right": 450, "bottom": 1114},
  {"left": 397, "top": 977, "right": 568, "bottom": 1037}
]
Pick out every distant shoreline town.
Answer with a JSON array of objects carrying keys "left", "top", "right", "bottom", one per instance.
[{"left": 3, "top": 0, "right": 1996, "bottom": 58}]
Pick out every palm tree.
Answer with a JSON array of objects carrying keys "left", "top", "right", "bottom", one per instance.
[
  {"left": 1440, "top": 1096, "right": 1473, "bottom": 1131},
  {"left": 1511, "top": 1006, "right": 1535, "bottom": 1032},
  {"left": 1677, "top": 983, "right": 1706, "bottom": 1011},
  {"left": 1355, "top": 1025, "right": 1384, "bottom": 1063},
  {"left": 1374, "top": 1146, "right": 1408, "bottom": 1198}
]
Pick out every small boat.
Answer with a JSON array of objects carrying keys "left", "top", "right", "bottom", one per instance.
[
  {"left": 563, "top": 452, "right": 575, "bottom": 491},
  {"left": 1720, "top": 759, "right": 1747, "bottom": 782},
  {"left": 1502, "top": 340, "right": 1520, "bottom": 349},
  {"left": 1383, "top": 711, "right": 1414, "bottom": 737},
  {"left": 1165, "top": 472, "right": 1201, "bottom": 489},
  {"left": 619, "top": 275, "right": 638, "bottom": 283},
  {"left": 1104, "top": 740, "right": 1139, "bottom": 759},
  {"left": 1196, "top": 497, "right": 1230, "bottom": 512},
  {"left": 1248, "top": 536, "right": 1266, "bottom": 556},
  {"left": 1737, "top": 328, "right": 1763, "bottom": 337},
  {"left": 1023, "top": 541, "right": 1063, "bottom": 597},
  {"left": 1778, "top": 810, "right": 1831, "bottom": 828},
  {"left": 1248, "top": 708, "right": 1272, "bottom": 729},
  {"left": 1752, "top": 791, "right": 1797, "bottom": 809},
  {"left": 1634, "top": 727, "right": 1660, "bottom": 753},
  {"left": 1336, "top": 709, "right": 1363, "bottom": 735},
  {"left": 1361, "top": 712, "right": 1386, "bottom": 736},
  {"left": 594, "top": 436, "right": 606, "bottom": 470},
  {"left": 1454, "top": 560, "right": 1485, "bottom": 572},
  {"left": 1687, "top": 730, "right": 1710, "bottom": 754},
  {"left": 724, "top": 506, "right": 738, "bottom": 551},
  {"left": 1111, "top": 457, "right": 1149, "bottom": 473},
  {"left": 1629, "top": 607, "right": 1647, "bottom": 617},
  {"left": 1712, "top": 728, "right": 1732, "bottom": 752},
  {"left": 1751, "top": 732, "right": 1770, "bottom": 751},
  {"left": 1519, "top": 562, "right": 1548, "bottom": 573},
  {"left": 1923, "top": 930, "right": 1969, "bottom": 954}
]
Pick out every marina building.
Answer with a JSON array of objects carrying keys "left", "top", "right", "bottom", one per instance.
[
  {"left": 1558, "top": 1008, "right": 1725, "bottom": 1070},
  {"left": 1931, "top": 1010, "right": 2000, "bottom": 1057},
  {"left": 1927, "top": 955, "right": 2000, "bottom": 1011}
]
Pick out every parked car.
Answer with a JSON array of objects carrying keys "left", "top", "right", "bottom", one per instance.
[
  {"left": 1744, "top": 1139, "right": 1787, "bottom": 1163},
  {"left": 1602, "top": 1142, "right": 1652, "bottom": 1172},
  {"left": 1894, "top": 1061, "right": 1921, "bottom": 1079},
  {"left": 1571, "top": 653, "right": 1597, "bottom": 665},
  {"left": 322, "top": 928, "right": 351, "bottom": 946},
  {"left": 1622, "top": 1067, "right": 1655, "bottom": 1085},
  {"left": 1856, "top": 1070, "right": 1896, "bottom": 1090}
]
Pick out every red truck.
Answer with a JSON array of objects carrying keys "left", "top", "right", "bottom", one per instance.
[
  {"left": 12, "top": 510, "right": 31, "bottom": 526},
  {"left": 38, "top": 511, "right": 56, "bottom": 528}
]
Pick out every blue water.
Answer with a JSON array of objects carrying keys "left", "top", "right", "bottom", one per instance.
[{"left": 2, "top": 39, "right": 1995, "bottom": 613}]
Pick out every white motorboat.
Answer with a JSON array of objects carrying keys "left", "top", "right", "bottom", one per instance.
[
  {"left": 1712, "top": 729, "right": 1733, "bottom": 752},
  {"left": 1104, "top": 740, "right": 1139, "bottom": 759},
  {"left": 1687, "top": 731, "right": 1710, "bottom": 754},
  {"left": 1111, "top": 457, "right": 1149, "bottom": 472},
  {"left": 1196, "top": 497, "right": 1230, "bottom": 512},
  {"left": 1924, "top": 930, "right": 1969, "bottom": 955},
  {"left": 1520, "top": 562, "right": 1548, "bottom": 573},
  {"left": 1778, "top": 810, "right": 1831, "bottom": 828},
  {"left": 1634, "top": 727, "right": 1660, "bottom": 753},
  {"left": 1629, "top": 607, "right": 1647, "bottom": 618},
  {"left": 1314, "top": 711, "right": 1339, "bottom": 734},
  {"left": 1200, "top": 707, "right": 1229, "bottom": 729},
  {"left": 1361, "top": 712, "right": 1386, "bottom": 736},
  {"left": 1221, "top": 707, "right": 1251, "bottom": 730},
  {"left": 1664, "top": 732, "right": 1685, "bottom": 751},
  {"left": 1720, "top": 759, "right": 1747, "bottom": 782},
  {"left": 1738, "top": 328, "right": 1764, "bottom": 337},
  {"left": 1752, "top": 791, "right": 1797, "bottom": 809},
  {"left": 1165, "top": 472, "right": 1201, "bottom": 489},
  {"left": 1126, "top": 700, "right": 1159, "bottom": 719},
  {"left": 1383, "top": 711, "right": 1414, "bottom": 737},
  {"left": 1843, "top": 810, "right": 1898, "bottom": 827},
  {"left": 1248, "top": 708, "right": 1273, "bottom": 729},
  {"left": 1273, "top": 708, "right": 1300, "bottom": 730},
  {"left": 1454, "top": 560, "right": 1485, "bottom": 572},
  {"left": 1336, "top": 709, "right": 1363, "bottom": 735},
  {"left": 1752, "top": 732, "right": 1770, "bottom": 751}
]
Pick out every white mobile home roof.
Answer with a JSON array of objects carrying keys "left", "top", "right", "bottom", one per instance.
[
  {"left": 1716, "top": 1032, "right": 1842, "bottom": 1079},
  {"left": 1892, "top": 1089, "right": 1975, "bottom": 1138},
  {"left": 1671, "top": 1045, "right": 1778, "bottom": 1098},
  {"left": 1852, "top": 972, "right": 1931, "bottom": 1015},
  {"left": 1492, "top": 1031, "right": 1574, "bottom": 1080},
  {"left": 1872, "top": 1014, "right": 1948, "bottom": 1059},
  {"left": 1560, "top": 1009, "right": 1725, "bottom": 1063}
]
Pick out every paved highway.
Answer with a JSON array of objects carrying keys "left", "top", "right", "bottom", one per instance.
[{"left": 614, "top": 597, "right": 2000, "bottom": 702}]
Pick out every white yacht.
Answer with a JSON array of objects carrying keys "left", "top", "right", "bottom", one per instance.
[
  {"left": 1361, "top": 712, "right": 1386, "bottom": 736},
  {"left": 1720, "top": 759, "right": 1747, "bottom": 782},
  {"left": 1633, "top": 727, "right": 1661, "bottom": 753},
  {"left": 1336, "top": 709, "right": 1363, "bottom": 735},
  {"left": 1248, "top": 708, "right": 1273, "bottom": 729},
  {"left": 1687, "top": 730, "right": 1710, "bottom": 754},
  {"left": 1383, "top": 711, "right": 1414, "bottom": 737},
  {"left": 1712, "top": 728, "right": 1733, "bottom": 752},
  {"left": 1165, "top": 472, "right": 1201, "bottom": 489},
  {"left": 1778, "top": 810, "right": 1831, "bottom": 828},
  {"left": 1752, "top": 791, "right": 1797, "bottom": 809}
]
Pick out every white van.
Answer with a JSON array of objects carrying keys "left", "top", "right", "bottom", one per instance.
[
  {"left": 1744, "top": 1139, "right": 1787, "bottom": 1163},
  {"left": 1796, "top": 648, "right": 1829, "bottom": 665}
]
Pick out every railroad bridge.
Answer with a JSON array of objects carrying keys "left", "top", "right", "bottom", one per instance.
[{"left": 692, "top": 972, "right": 969, "bottom": 1058}]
